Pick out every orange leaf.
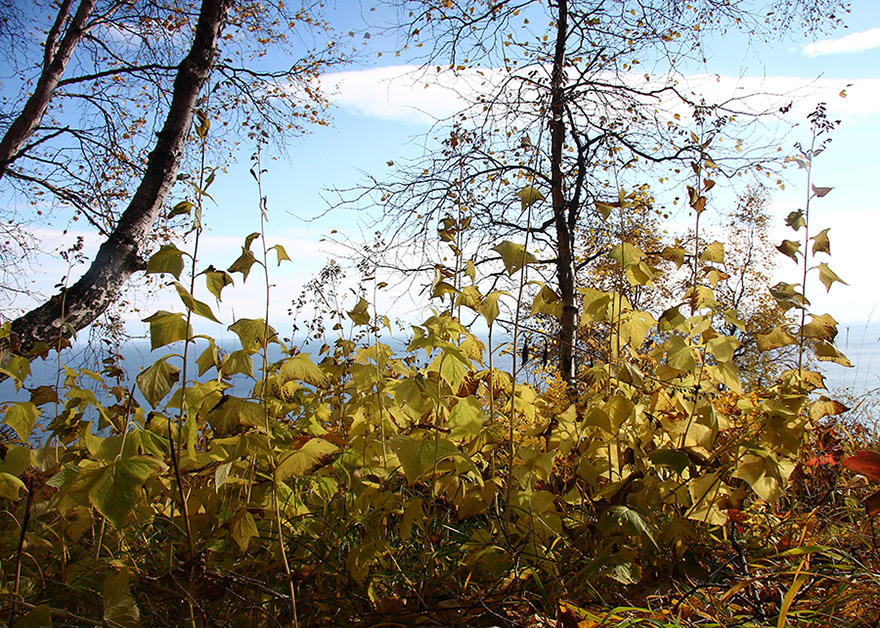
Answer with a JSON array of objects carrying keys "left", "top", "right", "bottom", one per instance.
[
  {"left": 865, "top": 489, "right": 880, "bottom": 517},
  {"left": 842, "top": 450, "right": 880, "bottom": 484}
]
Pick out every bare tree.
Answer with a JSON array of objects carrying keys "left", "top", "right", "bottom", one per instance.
[
  {"left": 0, "top": 0, "right": 342, "bottom": 304},
  {"left": 356, "top": 0, "right": 845, "bottom": 384},
  {"left": 1, "top": 0, "right": 344, "bottom": 362}
]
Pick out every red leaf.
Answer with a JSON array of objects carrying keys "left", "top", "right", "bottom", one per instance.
[
  {"left": 842, "top": 450, "right": 880, "bottom": 484},
  {"left": 865, "top": 489, "right": 880, "bottom": 517}
]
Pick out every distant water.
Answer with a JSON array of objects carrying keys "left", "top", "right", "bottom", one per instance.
[
  {"left": 3, "top": 324, "right": 879, "bottom": 425},
  {"left": 819, "top": 322, "right": 880, "bottom": 424}
]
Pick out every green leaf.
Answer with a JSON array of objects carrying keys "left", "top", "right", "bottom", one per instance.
[
  {"left": 699, "top": 241, "right": 724, "bottom": 263},
  {"left": 816, "top": 262, "right": 847, "bottom": 292},
  {"left": 174, "top": 282, "right": 220, "bottom": 323},
  {"left": 391, "top": 436, "right": 460, "bottom": 484},
  {"left": 802, "top": 313, "right": 838, "bottom": 342},
  {"left": 0, "top": 472, "right": 26, "bottom": 500},
  {"left": 144, "top": 311, "right": 191, "bottom": 350},
  {"left": 228, "top": 249, "right": 258, "bottom": 280},
  {"left": 814, "top": 340, "right": 852, "bottom": 367},
  {"left": 228, "top": 318, "right": 277, "bottom": 351},
  {"left": 347, "top": 297, "right": 371, "bottom": 326},
  {"left": 595, "top": 201, "right": 616, "bottom": 220},
  {"left": 776, "top": 239, "right": 800, "bottom": 262},
  {"left": 733, "top": 453, "right": 794, "bottom": 503},
  {"left": 515, "top": 186, "right": 545, "bottom": 209},
  {"left": 279, "top": 353, "right": 328, "bottom": 387},
  {"left": 492, "top": 241, "right": 537, "bottom": 275},
  {"left": 449, "top": 396, "right": 485, "bottom": 438},
  {"left": 272, "top": 244, "right": 291, "bottom": 265},
  {"left": 608, "top": 242, "right": 645, "bottom": 267},
  {"left": 530, "top": 283, "right": 562, "bottom": 319},
  {"left": 648, "top": 448, "right": 690, "bottom": 475},
  {"left": 811, "top": 228, "right": 831, "bottom": 255},
  {"left": 785, "top": 209, "right": 806, "bottom": 230},
  {"left": 229, "top": 510, "right": 259, "bottom": 551},
  {"left": 146, "top": 244, "right": 187, "bottom": 280},
  {"left": 220, "top": 349, "right": 255, "bottom": 379},
  {"left": 276, "top": 438, "right": 338, "bottom": 480},
  {"left": 204, "top": 269, "right": 234, "bottom": 301},
  {"left": 598, "top": 505, "right": 658, "bottom": 547},
  {"left": 196, "top": 339, "right": 220, "bottom": 376},
  {"left": 12, "top": 604, "right": 52, "bottom": 627},
  {"left": 168, "top": 200, "right": 193, "bottom": 219},
  {"left": 244, "top": 232, "right": 260, "bottom": 250},
  {"left": 206, "top": 397, "right": 264, "bottom": 436},
  {"left": 72, "top": 455, "right": 166, "bottom": 528},
  {"left": 103, "top": 568, "right": 141, "bottom": 628},
  {"left": 756, "top": 326, "right": 796, "bottom": 352},
  {"left": 136, "top": 358, "right": 180, "bottom": 407},
  {"left": 3, "top": 401, "right": 39, "bottom": 441},
  {"left": 478, "top": 291, "right": 504, "bottom": 326}
]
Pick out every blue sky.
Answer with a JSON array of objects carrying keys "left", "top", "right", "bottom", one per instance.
[{"left": 17, "top": 1, "right": 880, "bottom": 346}]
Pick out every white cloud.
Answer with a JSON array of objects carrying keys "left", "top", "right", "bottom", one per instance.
[
  {"left": 803, "top": 27, "right": 880, "bottom": 57},
  {"left": 320, "top": 65, "right": 880, "bottom": 132},
  {"left": 318, "top": 65, "right": 498, "bottom": 125}
]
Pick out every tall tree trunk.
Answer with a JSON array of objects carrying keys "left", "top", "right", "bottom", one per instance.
[
  {"left": 0, "top": 0, "right": 97, "bottom": 180},
  {"left": 6, "top": 0, "right": 231, "bottom": 357},
  {"left": 549, "top": 0, "right": 576, "bottom": 385}
]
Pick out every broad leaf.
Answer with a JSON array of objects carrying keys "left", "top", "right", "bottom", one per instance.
[
  {"left": 699, "top": 241, "right": 724, "bottom": 263},
  {"left": 3, "top": 401, "right": 39, "bottom": 441},
  {"left": 515, "top": 186, "right": 545, "bottom": 209},
  {"left": 802, "top": 313, "right": 838, "bottom": 342},
  {"left": 146, "top": 244, "right": 187, "bottom": 280},
  {"left": 347, "top": 297, "right": 371, "bottom": 326},
  {"left": 816, "top": 262, "right": 846, "bottom": 292},
  {"left": 0, "top": 472, "right": 26, "bottom": 500},
  {"left": 228, "top": 318, "right": 277, "bottom": 351},
  {"left": 776, "top": 239, "right": 800, "bottom": 262},
  {"left": 72, "top": 455, "right": 166, "bottom": 528},
  {"left": 811, "top": 184, "right": 833, "bottom": 197},
  {"left": 136, "top": 358, "right": 180, "bottom": 407},
  {"left": 228, "top": 248, "right": 258, "bottom": 280},
  {"left": 478, "top": 291, "right": 504, "bottom": 326},
  {"left": 492, "top": 241, "right": 537, "bottom": 275},
  {"left": 785, "top": 209, "right": 806, "bottom": 230},
  {"left": 391, "top": 436, "right": 460, "bottom": 484},
  {"left": 280, "top": 354, "right": 328, "bottom": 387},
  {"left": 811, "top": 228, "right": 831, "bottom": 255},
  {"left": 272, "top": 244, "right": 291, "bottom": 265},
  {"left": 810, "top": 396, "right": 849, "bottom": 421},
  {"left": 143, "top": 311, "right": 191, "bottom": 350},
  {"left": 229, "top": 510, "right": 259, "bottom": 551},
  {"left": 814, "top": 340, "right": 851, "bottom": 366},
  {"left": 174, "top": 282, "right": 220, "bottom": 323},
  {"left": 276, "top": 438, "right": 338, "bottom": 480},
  {"left": 103, "top": 568, "right": 140, "bottom": 628},
  {"left": 842, "top": 450, "right": 880, "bottom": 484},
  {"left": 599, "top": 505, "right": 658, "bottom": 547},
  {"left": 757, "top": 326, "right": 796, "bottom": 352},
  {"left": 204, "top": 269, "right": 233, "bottom": 301}
]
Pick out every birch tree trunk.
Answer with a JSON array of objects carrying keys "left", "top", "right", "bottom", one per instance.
[{"left": 6, "top": 0, "right": 231, "bottom": 358}]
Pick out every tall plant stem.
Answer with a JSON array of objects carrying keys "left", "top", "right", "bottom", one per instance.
[
  {"left": 797, "top": 130, "right": 817, "bottom": 378},
  {"left": 252, "top": 143, "right": 298, "bottom": 627}
]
